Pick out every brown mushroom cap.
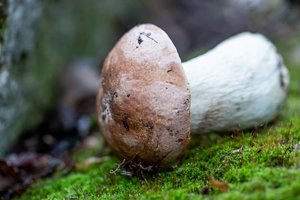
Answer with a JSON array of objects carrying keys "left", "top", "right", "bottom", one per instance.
[{"left": 97, "top": 24, "right": 190, "bottom": 169}]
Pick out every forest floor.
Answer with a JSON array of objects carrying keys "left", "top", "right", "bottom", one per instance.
[{"left": 20, "top": 43, "right": 300, "bottom": 200}]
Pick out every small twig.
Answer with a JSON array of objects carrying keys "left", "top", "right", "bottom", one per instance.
[
  {"left": 136, "top": 162, "right": 153, "bottom": 171},
  {"left": 231, "top": 145, "right": 243, "bottom": 154},
  {"left": 109, "top": 159, "right": 126, "bottom": 175}
]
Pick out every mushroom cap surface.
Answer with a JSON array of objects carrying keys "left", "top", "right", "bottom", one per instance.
[{"left": 97, "top": 24, "right": 190, "bottom": 168}]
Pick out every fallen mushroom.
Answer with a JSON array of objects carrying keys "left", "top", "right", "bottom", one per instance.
[
  {"left": 183, "top": 32, "right": 289, "bottom": 133},
  {"left": 97, "top": 24, "right": 289, "bottom": 169},
  {"left": 97, "top": 24, "right": 190, "bottom": 169}
]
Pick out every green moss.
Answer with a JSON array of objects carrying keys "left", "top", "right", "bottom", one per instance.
[{"left": 20, "top": 54, "right": 300, "bottom": 199}]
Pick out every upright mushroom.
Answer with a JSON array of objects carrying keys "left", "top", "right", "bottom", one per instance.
[
  {"left": 183, "top": 32, "right": 289, "bottom": 133},
  {"left": 97, "top": 24, "right": 190, "bottom": 169}
]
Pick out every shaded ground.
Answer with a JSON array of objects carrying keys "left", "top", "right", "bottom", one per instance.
[{"left": 17, "top": 42, "right": 300, "bottom": 200}]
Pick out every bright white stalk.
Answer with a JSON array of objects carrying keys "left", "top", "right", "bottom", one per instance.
[{"left": 183, "top": 32, "right": 289, "bottom": 133}]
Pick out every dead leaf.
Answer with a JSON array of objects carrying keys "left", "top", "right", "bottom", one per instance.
[
  {"left": 0, "top": 153, "right": 64, "bottom": 199},
  {"left": 209, "top": 176, "right": 230, "bottom": 192}
]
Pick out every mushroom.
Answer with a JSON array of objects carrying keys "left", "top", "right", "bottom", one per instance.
[
  {"left": 97, "top": 24, "right": 190, "bottom": 169},
  {"left": 97, "top": 24, "right": 290, "bottom": 169},
  {"left": 183, "top": 32, "right": 289, "bottom": 133}
]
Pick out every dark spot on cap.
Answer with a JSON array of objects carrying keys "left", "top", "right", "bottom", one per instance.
[
  {"left": 122, "top": 117, "right": 130, "bottom": 131},
  {"left": 146, "top": 122, "right": 154, "bottom": 129},
  {"left": 184, "top": 98, "right": 190, "bottom": 107},
  {"left": 127, "top": 94, "right": 130, "bottom": 97},
  {"left": 111, "top": 92, "right": 118, "bottom": 102},
  {"left": 177, "top": 138, "right": 183, "bottom": 143},
  {"left": 138, "top": 32, "right": 158, "bottom": 44},
  {"left": 138, "top": 36, "right": 143, "bottom": 45},
  {"left": 167, "top": 127, "right": 173, "bottom": 136},
  {"left": 101, "top": 103, "right": 107, "bottom": 121},
  {"left": 101, "top": 114, "right": 106, "bottom": 121}
]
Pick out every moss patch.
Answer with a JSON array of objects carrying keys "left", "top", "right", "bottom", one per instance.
[{"left": 21, "top": 57, "right": 300, "bottom": 199}]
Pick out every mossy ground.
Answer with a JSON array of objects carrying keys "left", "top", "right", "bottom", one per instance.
[{"left": 21, "top": 49, "right": 300, "bottom": 200}]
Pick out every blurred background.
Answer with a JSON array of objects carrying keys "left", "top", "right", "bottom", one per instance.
[{"left": 0, "top": 0, "right": 300, "bottom": 178}]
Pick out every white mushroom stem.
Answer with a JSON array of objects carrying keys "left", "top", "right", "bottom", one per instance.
[{"left": 182, "top": 32, "right": 289, "bottom": 133}]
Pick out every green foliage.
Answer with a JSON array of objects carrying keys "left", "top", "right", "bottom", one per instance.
[{"left": 21, "top": 50, "right": 300, "bottom": 199}]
